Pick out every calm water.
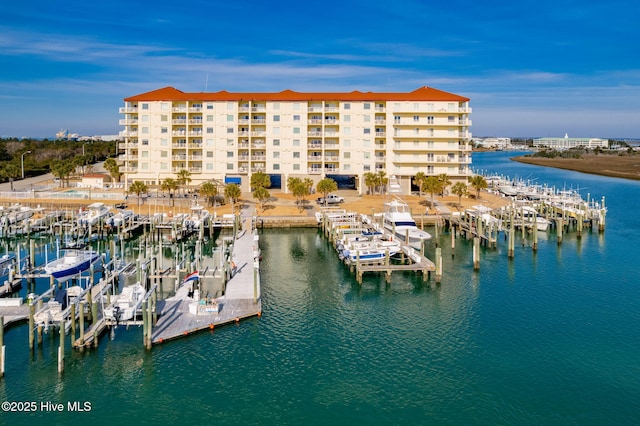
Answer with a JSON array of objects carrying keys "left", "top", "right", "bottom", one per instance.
[{"left": 2, "top": 151, "right": 640, "bottom": 425}]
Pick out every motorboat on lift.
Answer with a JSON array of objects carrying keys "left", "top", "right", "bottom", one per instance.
[
  {"left": 44, "top": 249, "right": 101, "bottom": 283},
  {"left": 383, "top": 197, "right": 431, "bottom": 249}
]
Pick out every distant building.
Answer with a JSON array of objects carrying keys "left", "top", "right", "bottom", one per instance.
[
  {"left": 474, "top": 137, "right": 512, "bottom": 149},
  {"left": 533, "top": 134, "right": 608, "bottom": 150},
  {"left": 80, "top": 173, "right": 111, "bottom": 189}
]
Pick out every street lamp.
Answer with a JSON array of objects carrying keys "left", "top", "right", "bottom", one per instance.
[
  {"left": 82, "top": 142, "right": 89, "bottom": 156},
  {"left": 21, "top": 150, "right": 31, "bottom": 179}
]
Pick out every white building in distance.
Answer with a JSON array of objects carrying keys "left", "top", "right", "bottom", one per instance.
[{"left": 533, "top": 134, "right": 608, "bottom": 150}]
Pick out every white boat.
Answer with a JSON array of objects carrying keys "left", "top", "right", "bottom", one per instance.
[
  {"left": 33, "top": 285, "right": 85, "bottom": 330},
  {"left": 44, "top": 249, "right": 101, "bottom": 283},
  {"left": 77, "top": 202, "right": 112, "bottom": 226},
  {"left": 104, "top": 282, "right": 146, "bottom": 323},
  {"left": 341, "top": 246, "right": 399, "bottom": 263},
  {"left": 185, "top": 205, "right": 210, "bottom": 229},
  {"left": 383, "top": 198, "right": 432, "bottom": 249},
  {"left": 108, "top": 209, "right": 134, "bottom": 227},
  {"left": 0, "top": 205, "right": 34, "bottom": 227},
  {"left": 519, "top": 206, "right": 552, "bottom": 231}
]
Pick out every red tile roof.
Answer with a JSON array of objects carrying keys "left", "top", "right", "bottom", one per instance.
[{"left": 124, "top": 86, "right": 469, "bottom": 102}]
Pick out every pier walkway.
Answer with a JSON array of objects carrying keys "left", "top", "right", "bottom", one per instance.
[{"left": 151, "top": 208, "right": 261, "bottom": 344}]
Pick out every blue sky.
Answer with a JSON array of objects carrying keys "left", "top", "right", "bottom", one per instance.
[{"left": 1, "top": 0, "right": 639, "bottom": 139}]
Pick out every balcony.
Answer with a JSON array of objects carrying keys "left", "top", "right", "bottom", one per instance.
[
  {"left": 251, "top": 155, "right": 266, "bottom": 161},
  {"left": 189, "top": 119, "right": 203, "bottom": 125},
  {"left": 122, "top": 166, "right": 138, "bottom": 173},
  {"left": 189, "top": 107, "right": 202, "bottom": 112},
  {"left": 251, "top": 131, "right": 266, "bottom": 137},
  {"left": 119, "top": 107, "right": 138, "bottom": 114},
  {"left": 173, "top": 130, "right": 187, "bottom": 136},
  {"left": 238, "top": 106, "right": 250, "bottom": 112},
  {"left": 119, "top": 130, "right": 138, "bottom": 137},
  {"left": 172, "top": 119, "right": 186, "bottom": 125},
  {"left": 308, "top": 168, "right": 322, "bottom": 174},
  {"left": 119, "top": 118, "right": 138, "bottom": 125},
  {"left": 172, "top": 106, "right": 187, "bottom": 112},
  {"left": 308, "top": 119, "right": 322, "bottom": 124},
  {"left": 188, "top": 167, "right": 202, "bottom": 174},
  {"left": 308, "top": 131, "right": 322, "bottom": 137},
  {"left": 172, "top": 155, "right": 187, "bottom": 160},
  {"left": 308, "top": 156, "right": 322, "bottom": 161},
  {"left": 251, "top": 106, "right": 266, "bottom": 112},
  {"left": 375, "top": 131, "right": 386, "bottom": 137},
  {"left": 251, "top": 118, "right": 266, "bottom": 124}
]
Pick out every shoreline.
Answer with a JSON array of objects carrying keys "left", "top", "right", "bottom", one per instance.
[
  {"left": 0, "top": 190, "right": 511, "bottom": 225},
  {"left": 511, "top": 153, "right": 640, "bottom": 181}
]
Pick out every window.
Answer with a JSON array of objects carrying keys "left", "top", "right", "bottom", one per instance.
[
  {"left": 427, "top": 116, "right": 434, "bottom": 124},
  {"left": 344, "top": 103, "right": 351, "bottom": 110},
  {"left": 364, "top": 165, "right": 371, "bottom": 171},
  {"left": 293, "top": 103, "right": 300, "bottom": 110},
  {"left": 206, "top": 139, "right": 214, "bottom": 147},
  {"left": 141, "top": 163, "right": 149, "bottom": 170},
  {"left": 206, "top": 163, "right": 213, "bottom": 170},
  {"left": 206, "top": 128, "right": 214, "bottom": 134},
  {"left": 293, "top": 164, "right": 300, "bottom": 171},
  {"left": 343, "top": 152, "right": 351, "bottom": 159},
  {"left": 343, "top": 164, "right": 350, "bottom": 171},
  {"left": 161, "top": 127, "right": 168, "bottom": 134},
  {"left": 293, "top": 115, "right": 300, "bottom": 121},
  {"left": 363, "top": 152, "right": 370, "bottom": 159},
  {"left": 206, "top": 115, "right": 213, "bottom": 122},
  {"left": 227, "top": 127, "right": 234, "bottom": 134},
  {"left": 273, "top": 115, "right": 280, "bottom": 122},
  {"left": 344, "top": 127, "right": 351, "bottom": 135},
  {"left": 206, "top": 103, "right": 214, "bottom": 110},
  {"left": 161, "top": 114, "right": 168, "bottom": 122},
  {"left": 273, "top": 164, "right": 280, "bottom": 171},
  {"left": 364, "top": 128, "right": 371, "bottom": 134},
  {"left": 364, "top": 103, "right": 371, "bottom": 110},
  {"left": 227, "top": 163, "right": 234, "bottom": 170},
  {"left": 142, "top": 103, "right": 149, "bottom": 110},
  {"left": 160, "top": 163, "right": 168, "bottom": 170},
  {"left": 272, "top": 102, "right": 280, "bottom": 110},
  {"left": 293, "top": 139, "right": 300, "bottom": 147},
  {"left": 293, "top": 127, "right": 300, "bottom": 134},
  {"left": 273, "top": 139, "right": 280, "bottom": 146},
  {"left": 413, "top": 115, "right": 419, "bottom": 122},
  {"left": 142, "top": 127, "right": 149, "bottom": 134},
  {"left": 227, "top": 151, "right": 234, "bottom": 158},
  {"left": 364, "top": 115, "right": 371, "bottom": 122},
  {"left": 226, "top": 114, "right": 234, "bottom": 122},
  {"left": 343, "top": 139, "right": 351, "bottom": 147},
  {"left": 413, "top": 103, "right": 420, "bottom": 110},
  {"left": 227, "top": 102, "right": 235, "bottom": 110},
  {"left": 161, "top": 139, "right": 168, "bottom": 146},
  {"left": 141, "top": 115, "right": 149, "bottom": 122},
  {"left": 344, "top": 114, "right": 351, "bottom": 122},
  {"left": 272, "top": 127, "right": 280, "bottom": 135},
  {"left": 273, "top": 152, "right": 280, "bottom": 159},
  {"left": 448, "top": 116, "right": 455, "bottom": 123},
  {"left": 293, "top": 152, "right": 300, "bottom": 159},
  {"left": 161, "top": 151, "right": 168, "bottom": 158}
]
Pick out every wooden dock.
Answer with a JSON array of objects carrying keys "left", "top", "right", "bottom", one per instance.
[{"left": 151, "top": 209, "right": 261, "bottom": 344}]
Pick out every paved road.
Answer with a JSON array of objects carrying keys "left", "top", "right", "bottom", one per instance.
[{"left": 0, "top": 162, "right": 107, "bottom": 193}]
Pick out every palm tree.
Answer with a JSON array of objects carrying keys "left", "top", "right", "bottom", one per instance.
[
  {"left": 161, "top": 178, "right": 179, "bottom": 207},
  {"left": 422, "top": 176, "right": 444, "bottom": 210},
  {"left": 176, "top": 169, "right": 192, "bottom": 197},
  {"left": 250, "top": 171, "right": 271, "bottom": 190},
  {"left": 413, "top": 171, "right": 426, "bottom": 197},
  {"left": 364, "top": 172, "right": 377, "bottom": 195},
  {"left": 288, "top": 177, "right": 311, "bottom": 211},
  {"left": 451, "top": 182, "right": 468, "bottom": 208},
  {"left": 469, "top": 175, "right": 488, "bottom": 199},
  {"left": 316, "top": 178, "right": 337, "bottom": 206},
  {"left": 103, "top": 158, "right": 122, "bottom": 182},
  {"left": 0, "top": 162, "right": 21, "bottom": 191},
  {"left": 199, "top": 181, "right": 218, "bottom": 207},
  {"left": 50, "top": 159, "right": 75, "bottom": 188},
  {"left": 253, "top": 186, "right": 270, "bottom": 212},
  {"left": 128, "top": 180, "right": 148, "bottom": 208},
  {"left": 376, "top": 170, "right": 388, "bottom": 194},
  {"left": 437, "top": 173, "right": 451, "bottom": 196},
  {"left": 224, "top": 183, "right": 242, "bottom": 209}
]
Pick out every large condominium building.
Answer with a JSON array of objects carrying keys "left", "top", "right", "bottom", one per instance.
[{"left": 119, "top": 86, "right": 472, "bottom": 194}]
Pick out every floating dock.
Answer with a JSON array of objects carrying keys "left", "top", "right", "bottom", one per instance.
[{"left": 151, "top": 209, "right": 261, "bottom": 344}]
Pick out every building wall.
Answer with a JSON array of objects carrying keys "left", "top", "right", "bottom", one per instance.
[{"left": 119, "top": 88, "right": 473, "bottom": 194}]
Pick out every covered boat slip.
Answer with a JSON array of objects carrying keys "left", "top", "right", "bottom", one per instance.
[{"left": 151, "top": 209, "right": 261, "bottom": 344}]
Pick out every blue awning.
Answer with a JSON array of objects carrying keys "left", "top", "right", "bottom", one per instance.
[{"left": 225, "top": 177, "right": 241, "bottom": 184}]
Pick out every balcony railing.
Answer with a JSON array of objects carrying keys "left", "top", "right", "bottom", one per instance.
[
  {"left": 308, "top": 168, "right": 322, "bottom": 174},
  {"left": 119, "top": 107, "right": 138, "bottom": 114}
]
